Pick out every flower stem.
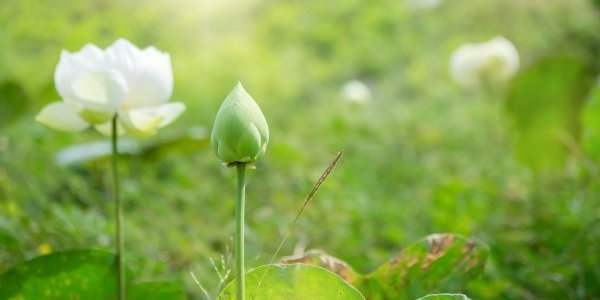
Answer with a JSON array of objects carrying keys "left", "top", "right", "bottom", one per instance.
[
  {"left": 111, "top": 115, "right": 126, "bottom": 300},
  {"left": 235, "top": 163, "right": 247, "bottom": 300}
]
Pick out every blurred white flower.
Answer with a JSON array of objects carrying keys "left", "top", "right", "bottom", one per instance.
[
  {"left": 341, "top": 80, "right": 372, "bottom": 104},
  {"left": 407, "top": 0, "right": 443, "bottom": 10},
  {"left": 36, "top": 38, "right": 185, "bottom": 137},
  {"left": 450, "top": 36, "right": 520, "bottom": 88}
]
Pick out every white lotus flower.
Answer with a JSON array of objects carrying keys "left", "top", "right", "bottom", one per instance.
[
  {"left": 450, "top": 36, "right": 520, "bottom": 88},
  {"left": 341, "top": 80, "right": 372, "bottom": 104},
  {"left": 36, "top": 38, "right": 185, "bottom": 137}
]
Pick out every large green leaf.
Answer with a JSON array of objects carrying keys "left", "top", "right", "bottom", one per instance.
[
  {"left": 280, "top": 249, "right": 362, "bottom": 284},
  {"left": 139, "top": 126, "right": 209, "bottom": 159},
  {"left": 416, "top": 293, "right": 471, "bottom": 300},
  {"left": 363, "top": 233, "right": 487, "bottom": 299},
  {"left": 54, "top": 127, "right": 208, "bottom": 167},
  {"left": 55, "top": 139, "right": 142, "bottom": 166},
  {"left": 504, "top": 57, "right": 594, "bottom": 171},
  {"left": 281, "top": 233, "right": 488, "bottom": 300},
  {"left": 218, "top": 264, "right": 365, "bottom": 300},
  {"left": 0, "top": 250, "right": 117, "bottom": 300},
  {"left": 0, "top": 250, "right": 185, "bottom": 300}
]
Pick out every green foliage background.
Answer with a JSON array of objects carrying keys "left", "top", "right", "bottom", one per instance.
[{"left": 1, "top": 0, "right": 600, "bottom": 298}]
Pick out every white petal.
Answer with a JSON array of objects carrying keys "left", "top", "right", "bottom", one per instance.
[
  {"left": 140, "top": 47, "right": 173, "bottom": 102},
  {"left": 54, "top": 43, "right": 129, "bottom": 122},
  {"left": 55, "top": 52, "right": 77, "bottom": 99},
  {"left": 71, "top": 70, "right": 128, "bottom": 111},
  {"left": 105, "top": 38, "right": 141, "bottom": 74},
  {"left": 35, "top": 102, "right": 89, "bottom": 132},
  {"left": 106, "top": 40, "right": 173, "bottom": 108},
  {"left": 155, "top": 102, "right": 186, "bottom": 127},
  {"left": 55, "top": 44, "right": 106, "bottom": 101},
  {"left": 120, "top": 102, "right": 185, "bottom": 137}
]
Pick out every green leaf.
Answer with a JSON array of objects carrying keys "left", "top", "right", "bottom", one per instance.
[
  {"left": 581, "top": 84, "right": 600, "bottom": 162},
  {"left": 416, "top": 293, "right": 471, "bottom": 300},
  {"left": 592, "top": 0, "right": 600, "bottom": 11},
  {"left": 55, "top": 139, "right": 143, "bottom": 166},
  {"left": 0, "top": 221, "right": 20, "bottom": 251},
  {"left": 504, "top": 57, "right": 594, "bottom": 171},
  {"left": 140, "top": 126, "right": 209, "bottom": 158},
  {"left": 280, "top": 249, "right": 362, "bottom": 284},
  {"left": 281, "top": 233, "right": 487, "bottom": 300},
  {"left": 0, "top": 250, "right": 118, "bottom": 300},
  {"left": 362, "top": 233, "right": 487, "bottom": 299},
  {"left": 0, "top": 250, "right": 185, "bottom": 300},
  {"left": 129, "top": 281, "right": 186, "bottom": 300},
  {"left": 217, "top": 264, "right": 365, "bottom": 300},
  {"left": 54, "top": 127, "right": 208, "bottom": 167},
  {"left": 0, "top": 80, "right": 28, "bottom": 128}
]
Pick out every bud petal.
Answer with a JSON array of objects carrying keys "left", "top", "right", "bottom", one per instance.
[{"left": 211, "top": 82, "right": 269, "bottom": 164}]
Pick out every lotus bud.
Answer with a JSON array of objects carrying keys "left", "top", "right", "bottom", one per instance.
[{"left": 211, "top": 82, "right": 269, "bottom": 165}]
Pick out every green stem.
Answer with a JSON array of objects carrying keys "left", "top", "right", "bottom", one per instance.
[
  {"left": 111, "top": 115, "right": 126, "bottom": 300},
  {"left": 235, "top": 163, "right": 247, "bottom": 300}
]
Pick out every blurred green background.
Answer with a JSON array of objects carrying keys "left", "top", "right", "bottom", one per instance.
[{"left": 2, "top": 0, "right": 600, "bottom": 299}]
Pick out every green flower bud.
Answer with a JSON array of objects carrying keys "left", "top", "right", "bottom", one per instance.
[{"left": 211, "top": 82, "right": 269, "bottom": 165}]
